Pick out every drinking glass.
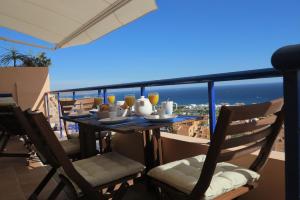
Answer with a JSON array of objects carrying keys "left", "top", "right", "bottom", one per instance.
[
  {"left": 107, "top": 94, "right": 116, "bottom": 105},
  {"left": 95, "top": 96, "right": 103, "bottom": 105},
  {"left": 125, "top": 94, "right": 136, "bottom": 116},
  {"left": 94, "top": 96, "right": 104, "bottom": 111},
  {"left": 148, "top": 92, "right": 159, "bottom": 113}
]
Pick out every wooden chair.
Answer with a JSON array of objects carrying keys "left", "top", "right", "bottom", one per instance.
[
  {"left": 60, "top": 98, "right": 97, "bottom": 136},
  {"left": 27, "top": 110, "right": 145, "bottom": 199},
  {"left": 75, "top": 98, "right": 97, "bottom": 111},
  {"left": 59, "top": 98, "right": 111, "bottom": 153},
  {"left": 0, "top": 104, "right": 31, "bottom": 158},
  {"left": 148, "top": 98, "right": 284, "bottom": 200},
  {"left": 11, "top": 106, "right": 81, "bottom": 199},
  {"left": 59, "top": 99, "right": 76, "bottom": 138}
]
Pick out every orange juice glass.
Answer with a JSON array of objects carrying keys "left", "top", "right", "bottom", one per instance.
[
  {"left": 125, "top": 95, "right": 136, "bottom": 107},
  {"left": 107, "top": 94, "right": 115, "bottom": 105},
  {"left": 95, "top": 97, "right": 103, "bottom": 105},
  {"left": 148, "top": 92, "right": 159, "bottom": 106},
  {"left": 125, "top": 94, "right": 135, "bottom": 116},
  {"left": 148, "top": 92, "right": 159, "bottom": 113}
]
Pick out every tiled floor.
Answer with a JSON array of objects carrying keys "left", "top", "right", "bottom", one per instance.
[
  {"left": 0, "top": 136, "right": 156, "bottom": 200},
  {"left": 0, "top": 136, "right": 67, "bottom": 200}
]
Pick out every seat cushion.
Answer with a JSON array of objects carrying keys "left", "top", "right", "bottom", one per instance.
[
  {"left": 60, "top": 138, "right": 80, "bottom": 155},
  {"left": 147, "top": 155, "right": 260, "bottom": 199},
  {"left": 73, "top": 152, "right": 145, "bottom": 187}
]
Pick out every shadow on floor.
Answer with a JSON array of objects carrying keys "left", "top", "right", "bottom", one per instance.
[{"left": 0, "top": 136, "right": 157, "bottom": 200}]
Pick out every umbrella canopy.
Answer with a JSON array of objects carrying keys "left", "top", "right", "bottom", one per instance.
[{"left": 0, "top": 0, "right": 157, "bottom": 49}]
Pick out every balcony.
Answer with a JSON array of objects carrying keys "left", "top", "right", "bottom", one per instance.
[
  {"left": 0, "top": 67, "right": 288, "bottom": 199},
  {"left": 2, "top": 0, "right": 300, "bottom": 198}
]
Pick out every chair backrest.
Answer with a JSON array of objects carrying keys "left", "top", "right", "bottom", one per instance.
[
  {"left": 59, "top": 99, "right": 76, "bottom": 116},
  {"left": 26, "top": 110, "right": 100, "bottom": 199},
  {"left": 12, "top": 106, "right": 59, "bottom": 167},
  {"left": 60, "top": 98, "right": 97, "bottom": 115},
  {"left": 0, "top": 105, "right": 25, "bottom": 136},
  {"left": 75, "top": 98, "right": 97, "bottom": 110},
  {"left": 190, "top": 98, "right": 284, "bottom": 199}
]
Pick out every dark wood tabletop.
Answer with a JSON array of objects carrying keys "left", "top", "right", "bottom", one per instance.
[
  {"left": 61, "top": 114, "right": 201, "bottom": 169},
  {"left": 61, "top": 114, "right": 201, "bottom": 133}
]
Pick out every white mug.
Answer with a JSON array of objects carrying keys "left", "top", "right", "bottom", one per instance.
[{"left": 161, "top": 101, "right": 177, "bottom": 115}]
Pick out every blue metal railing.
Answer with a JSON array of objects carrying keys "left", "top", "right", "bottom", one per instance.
[{"left": 47, "top": 68, "right": 282, "bottom": 136}]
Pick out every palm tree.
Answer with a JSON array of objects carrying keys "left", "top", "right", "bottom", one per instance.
[
  {"left": 0, "top": 48, "right": 29, "bottom": 67},
  {"left": 34, "top": 52, "right": 51, "bottom": 67}
]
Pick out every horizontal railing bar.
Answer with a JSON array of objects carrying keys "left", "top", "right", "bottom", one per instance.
[{"left": 49, "top": 68, "right": 281, "bottom": 93}]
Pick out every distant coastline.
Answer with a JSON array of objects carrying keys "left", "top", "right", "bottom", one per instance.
[{"left": 60, "top": 82, "right": 283, "bottom": 105}]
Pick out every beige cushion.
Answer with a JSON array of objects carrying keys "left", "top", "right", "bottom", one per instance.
[
  {"left": 0, "top": 97, "right": 16, "bottom": 106},
  {"left": 73, "top": 152, "right": 145, "bottom": 187},
  {"left": 60, "top": 139, "right": 80, "bottom": 155},
  {"left": 147, "top": 155, "right": 260, "bottom": 199}
]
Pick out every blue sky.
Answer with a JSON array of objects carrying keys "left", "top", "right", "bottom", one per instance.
[{"left": 0, "top": 0, "right": 299, "bottom": 90}]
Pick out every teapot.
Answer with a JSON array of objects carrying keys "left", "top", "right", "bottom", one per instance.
[{"left": 134, "top": 96, "right": 152, "bottom": 116}]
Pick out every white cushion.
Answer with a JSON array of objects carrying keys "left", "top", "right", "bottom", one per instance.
[
  {"left": 60, "top": 139, "right": 80, "bottom": 155},
  {"left": 147, "top": 155, "right": 260, "bottom": 199},
  {"left": 73, "top": 152, "right": 145, "bottom": 187}
]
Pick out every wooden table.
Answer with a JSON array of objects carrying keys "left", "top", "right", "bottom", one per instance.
[{"left": 61, "top": 115, "right": 200, "bottom": 170}]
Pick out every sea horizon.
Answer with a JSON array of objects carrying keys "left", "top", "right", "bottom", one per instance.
[{"left": 60, "top": 82, "right": 283, "bottom": 105}]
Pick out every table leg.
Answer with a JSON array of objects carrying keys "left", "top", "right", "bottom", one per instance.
[
  {"left": 78, "top": 124, "right": 97, "bottom": 158},
  {"left": 143, "top": 130, "right": 153, "bottom": 172},
  {"left": 143, "top": 128, "right": 162, "bottom": 172},
  {"left": 143, "top": 129, "right": 162, "bottom": 193},
  {"left": 152, "top": 128, "right": 163, "bottom": 166}
]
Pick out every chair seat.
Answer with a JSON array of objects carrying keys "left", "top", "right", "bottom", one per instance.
[
  {"left": 73, "top": 152, "right": 145, "bottom": 187},
  {"left": 147, "top": 155, "right": 260, "bottom": 199},
  {"left": 60, "top": 139, "right": 80, "bottom": 155}
]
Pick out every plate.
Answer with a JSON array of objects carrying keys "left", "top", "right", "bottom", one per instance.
[
  {"left": 98, "top": 117, "right": 129, "bottom": 124},
  {"left": 144, "top": 114, "right": 178, "bottom": 123},
  {"left": 89, "top": 109, "right": 98, "bottom": 113},
  {"left": 68, "top": 112, "right": 90, "bottom": 118}
]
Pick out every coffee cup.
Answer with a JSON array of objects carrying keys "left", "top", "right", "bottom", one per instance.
[{"left": 161, "top": 101, "right": 177, "bottom": 115}]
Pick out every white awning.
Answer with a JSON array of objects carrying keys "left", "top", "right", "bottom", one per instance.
[{"left": 0, "top": 0, "right": 157, "bottom": 49}]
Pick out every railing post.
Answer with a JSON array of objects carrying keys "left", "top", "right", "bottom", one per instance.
[
  {"left": 103, "top": 89, "right": 107, "bottom": 104},
  {"left": 141, "top": 86, "right": 146, "bottom": 97},
  {"left": 57, "top": 92, "right": 63, "bottom": 138},
  {"left": 45, "top": 93, "right": 50, "bottom": 121},
  {"left": 208, "top": 81, "right": 216, "bottom": 135},
  {"left": 272, "top": 44, "right": 300, "bottom": 200},
  {"left": 72, "top": 91, "right": 75, "bottom": 100},
  {"left": 97, "top": 89, "right": 101, "bottom": 97}
]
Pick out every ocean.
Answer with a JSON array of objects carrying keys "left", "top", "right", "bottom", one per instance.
[{"left": 62, "top": 82, "right": 283, "bottom": 105}]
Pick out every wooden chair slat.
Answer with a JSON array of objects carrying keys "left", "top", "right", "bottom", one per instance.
[
  {"left": 218, "top": 139, "right": 266, "bottom": 162},
  {"left": 59, "top": 100, "right": 76, "bottom": 136},
  {"left": 222, "top": 126, "right": 273, "bottom": 149},
  {"left": 214, "top": 186, "right": 251, "bottom": 200},
  {"left": 59, "top": 100, "right": 76, "bottom": 106},
  {"left": 74, "top": 98, "right": 96, "bottom": 110},
  {"left": 227, "top": 115, "right": 277, "bottom": 135},
  {"left": 227, "top": 98, "right": 283, "bottom": 121}
]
